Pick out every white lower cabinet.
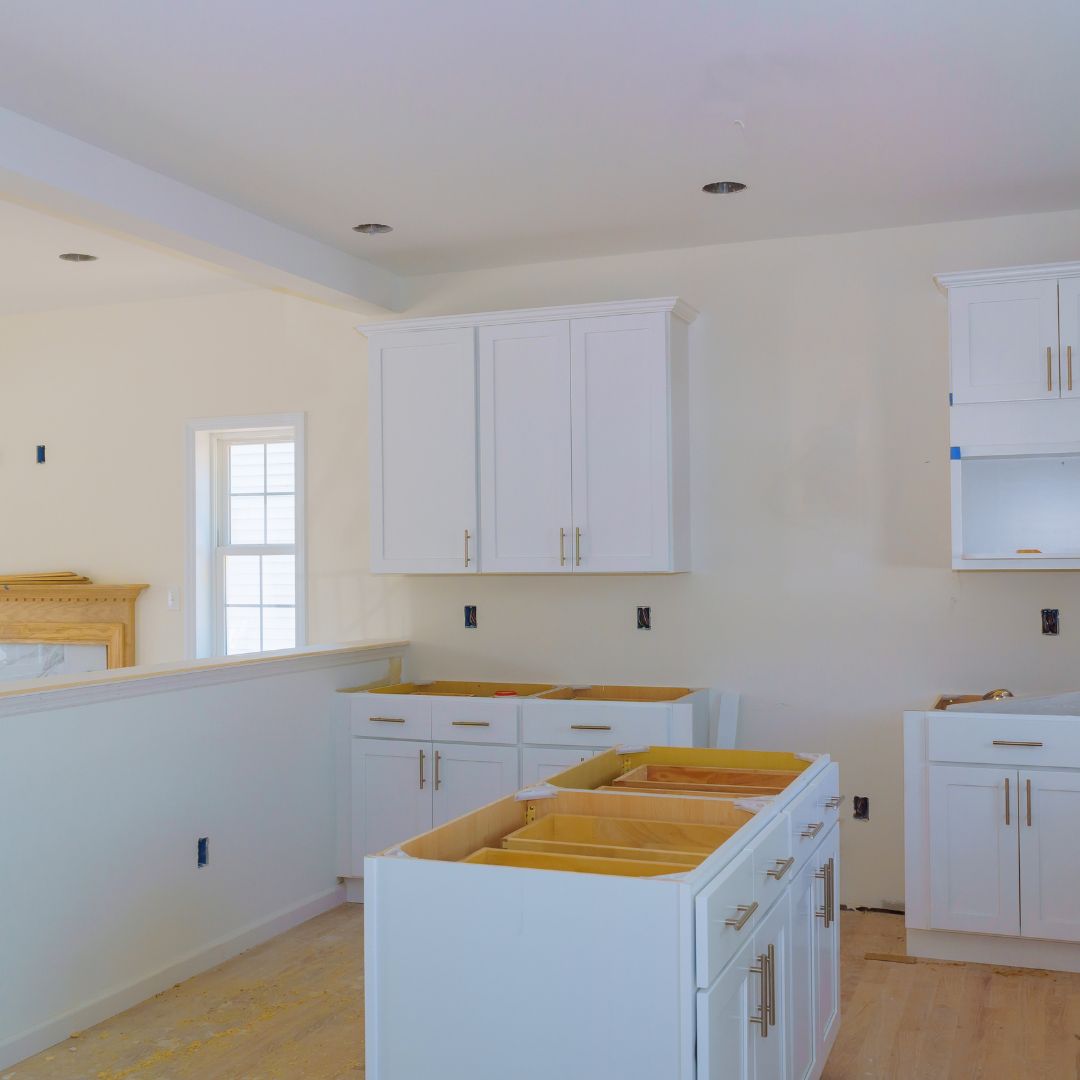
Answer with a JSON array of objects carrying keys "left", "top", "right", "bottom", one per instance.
[
  {"left": 350, "top": 739, "right": 432, "bottom": 869},
  {"left": 928, "top": 764, "right": 1019, "bottom": 935},
  {"left": 431, "top": 742, "right": 519, "bottom": 828},
  {"left": 1018, "top": 769, "right": 1080, "bottom": 942},
  {"left": 813, "top": 826, "right": 840, "bottom": 1065},
  {"left": 349, "top": 737, "right": 519, "bottom": 871},
  {"left": 521, "top": 745, "right": 598, "bottom": 786},
  {"left": 697, "top": 936, "right": 756, "bottom": 1080},
  {"left": 789, "top": 859, "right": 818, "bottom": 1080}
]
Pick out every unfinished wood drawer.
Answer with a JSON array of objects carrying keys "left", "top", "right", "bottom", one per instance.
[
  {"left": 522, "top": 700, "right": 670, "bottom": 747},
  {"left": 431, "top": 698, "right": 518, "bottom": 744},
  {"left": 462, "top": 847, "right": 689, "bottom": 876},
  {"left": 349, "top": 692, "right": 431, "bottom": 740},
  {"left": 694, "top": 847, "right": 757, "bottom": 988},
  {"left": 927, "top": 715, "right": 1080, "bottom": 768}
]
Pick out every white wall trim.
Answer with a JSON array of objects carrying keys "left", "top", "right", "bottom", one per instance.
[
  {"left": 0, "top": 640, "right": 406, "bottom": 719},
  {"left": 356, "top": 296, "right": 699, "bottom": 336},
  {"left": 934, "top": 259, "right": 1080, "bottom": 291},
  {"left": 184, "top": 412, "right": 308, "bottom": 659},
  {"left": 0, "top": 885, "right": 344, "bottom": 1071}
]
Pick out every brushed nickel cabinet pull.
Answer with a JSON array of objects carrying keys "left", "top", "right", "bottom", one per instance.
[
  {"left": 559, "top": 527, "right": 566, "bottom": 566},
  {"left": 1048, "top": 346, "right": 1054, "bottom": 391},
  {"left": 826, "top": 795, "right": 843, "bottom": 809},
  {"left": 1005, "top": 777, "right": 1011, "bottom": 826},
  {"left": 570, "top": 723, "right": 612, "bottom": 731},
  {"left": 766, "top": 857, "right": 795, "bottom": 880},
  {"left": 434, "top": 750, "right": 441, "bottom": 790},
  {"left": 464, "top": 529, "right": 471, "bottom": 567},
  {"left": 801, "top": 821, "right": 824, "bottom": 839},
  {"left": 575, "top": 526, "right": 582, "bottom": 567},
  {"left": 992, "top": 740, "right": 1043, "bottom": 748},
  {"left": 1026, "top": 777, "right": 1032, "bottom": 827},
  {"left": 451, "top": 720, "right": 491, "bottom": 727},
  {"left": 369, "top": 716, "right": 406, "bottom": 724},
  {"left": 749, "top": 952, "right": 769, "bottom": 1038},
  {"left": 1069, "top": 344, "right": 1074, "bottom": 392},
  {"left": 815, "top": 858, "right": 835, "bottom": 928},
  {"left": 418, "top": 748, "right": 426, "bottom": 790},
  {"left": 725, "top": 900, "right": 758, "bottom": 930},
  {"left": 767, "top": 943, "right": 777, "bottom": 1026}
]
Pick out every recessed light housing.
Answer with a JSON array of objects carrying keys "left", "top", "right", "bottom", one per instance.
[
  {"left": 58, "top": 252, "right": 98, "bottom": 262},
  {"left": 702, "top": 181, "right": 747, "bottom": 194},
  {"left": 352, "top": 223, "right": 393, "bottom": 235}
]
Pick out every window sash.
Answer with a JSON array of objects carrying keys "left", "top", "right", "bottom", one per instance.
[{"left": 211, "top": 432, "right": 299, "bottom": 656}]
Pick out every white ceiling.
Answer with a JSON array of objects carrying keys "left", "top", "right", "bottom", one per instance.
[
  {"left": 0, "top": 199, "right": 253, "bottom": 315},
  {"left": 1, "top": 0, "right": 1079, "bottom": 277}
]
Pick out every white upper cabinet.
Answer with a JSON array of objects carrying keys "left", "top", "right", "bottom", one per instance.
[
  {"left": 478, "top": 320, "right": 573, "bottom": 572},
  {"left": 571, "top": 312, "right": 679, "bottom": 572},
  {"left": 1058, "top": 276, "right": 1080, "bottom": 399},
  {"left": 947, "top": 280, "right": 1059, "bottom": 403},
  {"left": 362, "top": 299, "right": 694, "bottom": 575},
  {"left": 368, "top": 327, "right": 478, "bottom": 573}
]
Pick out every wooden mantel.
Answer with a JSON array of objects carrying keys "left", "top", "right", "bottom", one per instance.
[{"left": 0, "top": 572, "right": 149, "bottom": 668}]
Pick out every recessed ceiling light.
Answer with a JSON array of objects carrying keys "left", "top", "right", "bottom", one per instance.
[
  {"left": 58, "top": 252, "right": 98, "bottom": 261},
  {"left": 352, "top": 223, "right": 393, "bottom": 235},
  {"left": 702, "top": 181, "right": 747, "bottom": 194}
]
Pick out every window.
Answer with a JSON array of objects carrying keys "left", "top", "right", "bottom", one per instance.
[{"left": 186, "top": 415, "right": 306, "bottom": 658}]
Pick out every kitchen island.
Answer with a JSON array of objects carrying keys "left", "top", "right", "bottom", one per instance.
[{"left": 364, "top": 745, "right": 840, "bottom": 1080}]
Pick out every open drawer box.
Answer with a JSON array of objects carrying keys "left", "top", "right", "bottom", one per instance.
[{"left": 390, "top": 746, "right": 813, "bottom": 879}]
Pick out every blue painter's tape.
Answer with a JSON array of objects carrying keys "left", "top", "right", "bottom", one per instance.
[
  {"left": 950, "top": 446, "right": 961, "bottom": 460},
  {"left": 948, "top": 392, "right": 953, "bottom": 405}
]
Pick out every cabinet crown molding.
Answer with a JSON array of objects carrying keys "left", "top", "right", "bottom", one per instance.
[
  {"left": 356, "top": 296, "right": 697, "bottom": 337},
  {"left": 935, "top": 260, "right": 1080, "bottom": 292}
]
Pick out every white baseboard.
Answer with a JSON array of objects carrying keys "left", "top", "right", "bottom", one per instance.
[
  {"left": 345, "top": 877, "right": 364, "bottom": 903},
  {"left": 907, "top": 928, "right": 1080, "bottom": 973},
  {"left": 0, "top": 884, "right": 345, "bottom": 1071}
]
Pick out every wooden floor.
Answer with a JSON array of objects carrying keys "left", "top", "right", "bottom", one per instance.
[{"left": 10, "top": 908, "right": 1080, "bottom": 1079}]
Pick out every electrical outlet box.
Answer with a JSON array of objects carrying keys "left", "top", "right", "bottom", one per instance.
[
  {"left": 1042, "top": 608, "right": 1060, "bottom": 635},
  {"left": 636, "top": 606, "right": 651, "bottom": 630},
  {"left": 464, "top": 605, "right": 478, "bottom": 629},
  {"left": 853, "top": 796, "right": 869, "bottom": 821},
  {"left": 197, "top": 837, "right": 209, "bottom": 868}
]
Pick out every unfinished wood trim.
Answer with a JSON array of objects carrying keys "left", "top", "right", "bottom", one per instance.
[
  {"left": 0, "top": 577, "right": 148, "bottom": 667},
  {"left": 461, "top": 846, "right": 690, "bottom": 877},
  {"left": 501, "top": 837, "right": 705, "bottom": 865}
]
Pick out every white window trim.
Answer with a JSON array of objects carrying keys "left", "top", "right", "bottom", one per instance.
[{"left": 184, "top": 413, "right": 307, "bottom": 659}]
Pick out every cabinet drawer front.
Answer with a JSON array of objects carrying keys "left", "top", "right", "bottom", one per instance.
[
  {"left": 753, "top": 811, "right": 794, "bottom": 912},
  {"left": 522, "top": 701, "right": 670, "bottom": 747},
  {"left": 431, "top": 698, "right": 518, "bottom": 744},
  {"left": 928, "top": 715, "right": 1080, "bottom": 767},
  {"left": 788, "top": 765, "right": 839, "bottom": 868},
  {"left": 695, "top": 848, "right": 757, "bottom": 989},
  {"left": 349, "top": 694, "right": 432, "bottom": 740}
]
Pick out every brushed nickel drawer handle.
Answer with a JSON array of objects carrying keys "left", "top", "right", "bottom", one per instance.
[
  {"left": 749, "top": 951, "right": 770, "bottom": 1038},
  {"left": 825, "top": 795, "right": 843, "bottom": 809},
  {"left": 575, "top": 526, "right": 582, "bottom": 567},
  {"left": 559, "top": 527, "right": 567, "bottom": 566},
  {"left": 725, "top": 900, "right": 758, "bottom": 931},
  {"left": 1047, "top": 346, "right": 1054, "bottom": 392},
  {"left": 767, "top": 857, "right": 795, "bottom": 880},
  {"left": 767, "top": 942, "right": 776, "bottom": 1026},
  {"left": 418, "top": 748, "right": 425, "bottom": 790},
  {"left": 570, "top": 723, "right": 612, "bottom": 731},
  {"left": 369, "top": 716, "right": 406, "bottom": 724},
  {"left": 1026, "top": 777, "right": 1032, "bottom": 827},
  {"left": 451, "top": 720, "right": 491, "bottom": 727},
  {"left": 801, "top": 821, "right": 824, "bottom": 839},
  {"left": 1069, "top": 344, "right": 1074, "bottom": 392},
  {"left": 434, "top": 749, "right": 441, "bottom": 790},
  {"left": 464, "top": 529, "right": 471, "bottom": 567},
  {"left": 1005, "top": 776, "right": 1011, "bottom": 826},
  {"left": 992, "top": 740, "right": 1043, "bottom": 748}
]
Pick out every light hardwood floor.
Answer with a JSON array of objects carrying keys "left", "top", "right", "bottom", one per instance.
[{"left": 10, "top": 908, "right": 1080, "bottom": 1079}]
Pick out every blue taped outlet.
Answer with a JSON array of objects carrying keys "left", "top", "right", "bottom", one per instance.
[{"left": 950, "top": 447, "right": 961, "bottom": 460}]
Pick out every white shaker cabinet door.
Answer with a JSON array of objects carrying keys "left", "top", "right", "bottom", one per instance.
[
  {"left": 369, "top": 327, "right": 478, "bottom": 572},
  {"left": 520, "top": 746, "right": 596, "bottom": 786},
  {"left": 351, "top": 738, "right": 432, "bottom": 872},
  {"left": 1019, "top": 769, "right": 1080, "bottom": 942},
  {"left": 570, "top": 312, "right": 673, "bottom": 572},
  {"left": 696, "top": 935, "right": 757, "bottom": 1080},
  {"left": 431, "top": 742, "right": 520, "bottom": 828},
  {"left": 928, "top": 765, "right": 1020, "bottom": 935},
  {"left": 1058, "top": 277, "right": 1080, "bottom": 399},
  {"left": 478, "top": 320, "right": 573, "bottom": 572},
  {"left": 788, "top": 859, "right": 819, "bottom": 1080},
  {"left": 948, "top": 280, "right": 1060, "bottom": 403},
  {"left": 812, "top": 826, "right": 840, "bottom": 1067}
]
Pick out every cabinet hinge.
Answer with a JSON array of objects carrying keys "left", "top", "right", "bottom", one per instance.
[{"left": 524, "top": 803, "right": 537, "bottom": 824}]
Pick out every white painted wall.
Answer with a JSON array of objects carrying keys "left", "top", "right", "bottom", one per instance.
[
  {"left": 0, "top": 646, "right": 402, "bottom": 1069},
  {"left": 0, "top": 289, "right": 407, "bottom": 664},
  {"left": 7, "top": 209, "right": 1080, "bottom": 909}
]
